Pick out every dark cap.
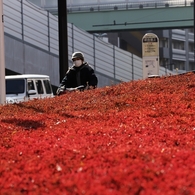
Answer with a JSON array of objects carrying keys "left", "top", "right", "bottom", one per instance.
[{"left": 71, "top": 52, "right": 84, "bottom": 61}]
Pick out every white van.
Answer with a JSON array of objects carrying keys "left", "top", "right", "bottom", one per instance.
[{"left": 5, "top": 74, "right": 54, "bottom": 104}]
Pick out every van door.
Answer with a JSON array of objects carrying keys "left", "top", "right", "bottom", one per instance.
[
  {"left": 27, "top": 79, "right": 46, "bottom": 99},
  {"left": 35, "top": 79, "right": 49, "bottom": 98},
  {"left": 27, "top": 79, "right": 38, "bottom": 100},
  {"left": 6, "top": 78, "right": 26, "bottom": 103},
  {"left": 43, "top": 79, "right": 53, "bottom": 96}
]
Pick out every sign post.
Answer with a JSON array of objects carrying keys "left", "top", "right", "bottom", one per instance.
[
  {"left": 0, "top": 0, "right": 5, "bottom": 104},
  {"left": 142, "top": 33, "right": 159, "bottom": 79}
]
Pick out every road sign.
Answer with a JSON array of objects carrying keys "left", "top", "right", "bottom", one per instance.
[{"left": 142, "top": 33, "right": 159, "bottom": 79}]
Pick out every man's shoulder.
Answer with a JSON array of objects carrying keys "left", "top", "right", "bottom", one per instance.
[
  {"left": 82, "top": 62, "right": 93, "bottom": 70},
  {"left": 66, "top": 66, "right": 76, "bottom": 75},
  {"left": 69, "top": 66, "right": 76, "bottom": 71},
  {"left": 68, "top": 63, "right": 93, "bottom": 72}
]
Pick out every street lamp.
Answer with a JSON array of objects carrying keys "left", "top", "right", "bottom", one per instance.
[{"left": 0, "top": 0, "right": 5, "bottom": 104}]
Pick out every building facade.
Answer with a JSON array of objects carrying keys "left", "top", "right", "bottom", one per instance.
[
  {"left": 107, "top": 28, "right": 194, "bottom": 73},
  {"left": 28, "top": 0, "right": 194, "bottom": 73}
]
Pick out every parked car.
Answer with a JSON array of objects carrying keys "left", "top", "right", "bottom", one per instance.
[{"left": 5, "top": 74, "right": 54, "bottom": 104}]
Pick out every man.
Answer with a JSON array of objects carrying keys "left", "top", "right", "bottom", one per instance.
[{"left": 56, "top": 52, "right": 98, "bottom": 95}]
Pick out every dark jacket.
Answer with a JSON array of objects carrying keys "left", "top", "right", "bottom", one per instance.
[{"left": 59, "top": 62, "right": 98, "bottom": 89}]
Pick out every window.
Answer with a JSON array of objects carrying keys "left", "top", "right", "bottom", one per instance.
[
  {"left": 189, "top": 62, "right": 195, "bottom": 70},
  {"left": 6, "top": 79, "right": 25, "bottom": 94},
  {"left": 43, "top": 80, "right": 52, "bottom": 94},
  {"left": 189, "top": 28, "right": 194, "bottom": 33},
  {"left": 172, "top": 40, "right": 184, "bottom": 50},
  {"left": 159, "top": 38, "right": 168, "bottom": 48},
  {"left": 172, "top": 60, "right": 185, "bottom": 70},
  {"left": 28, "top": 80, "right": 35, "bottom": 90},
  {"left": 35, "top": 80, "right": 44, "bottom": 94},
  {"left": 189, "top": 42, "right": 194, "bottom": 52}
]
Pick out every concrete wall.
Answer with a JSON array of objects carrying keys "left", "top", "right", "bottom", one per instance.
[
  {"left": 5, "top": 34, "right": 60, "bottom": 87},
  {"left": 4, "top": 34, "right": 120, "bottom": 89}
]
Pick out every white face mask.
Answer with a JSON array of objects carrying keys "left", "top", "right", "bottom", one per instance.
[{"left": 74, "top": 60, "right": 82, "bottom": 67}]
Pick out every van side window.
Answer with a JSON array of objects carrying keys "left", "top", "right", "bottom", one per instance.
[
  {"left": 28, "top": 80, "right": 35, "bottom": 90},
  {"left": 6, "top": 79, "right": 25, "bottom": 94},
  {"left": 43, "top": 80, "right": 52, "bottom": 94},
  {"left": 36, "top": 80, "right": 44, "bottom": 94}
]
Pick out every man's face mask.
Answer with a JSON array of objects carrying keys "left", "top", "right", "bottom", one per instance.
[{"left": 73, "top": 59, "right": 82, "bottom": 67}]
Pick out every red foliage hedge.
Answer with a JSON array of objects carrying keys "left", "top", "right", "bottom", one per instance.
[{"left": 1, "top": 73, "right": 195, "bottom": 195}]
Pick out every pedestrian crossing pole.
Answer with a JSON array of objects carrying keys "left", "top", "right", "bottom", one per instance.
[{"left": 0, "top": 0, "right": 5, "bottom": 104}]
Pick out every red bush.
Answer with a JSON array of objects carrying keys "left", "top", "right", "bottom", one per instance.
[{"left": 1, "top": 73, "right": 195, "bottom": 194}]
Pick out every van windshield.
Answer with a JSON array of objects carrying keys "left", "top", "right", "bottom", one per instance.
[{"left": 6, "top": 79, "right": 25, "bottom": 94}]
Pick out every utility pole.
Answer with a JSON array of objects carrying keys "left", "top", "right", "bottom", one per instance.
[
  {"left": 0, "top": 0, "right": 5, "bottom": 104},
  {"left": 58, "top": 0, "right": 69, "bottom": 82},
  {"left": 194, "top": 0, "right": 195, "bottom": 65}
]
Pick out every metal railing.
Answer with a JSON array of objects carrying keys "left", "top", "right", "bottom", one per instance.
[
  {"left": 27, "top": 0, "right": 194, "bottom": 14},
  {"left": 67, "top": 0, "right": 194, "bottom": 13}
]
